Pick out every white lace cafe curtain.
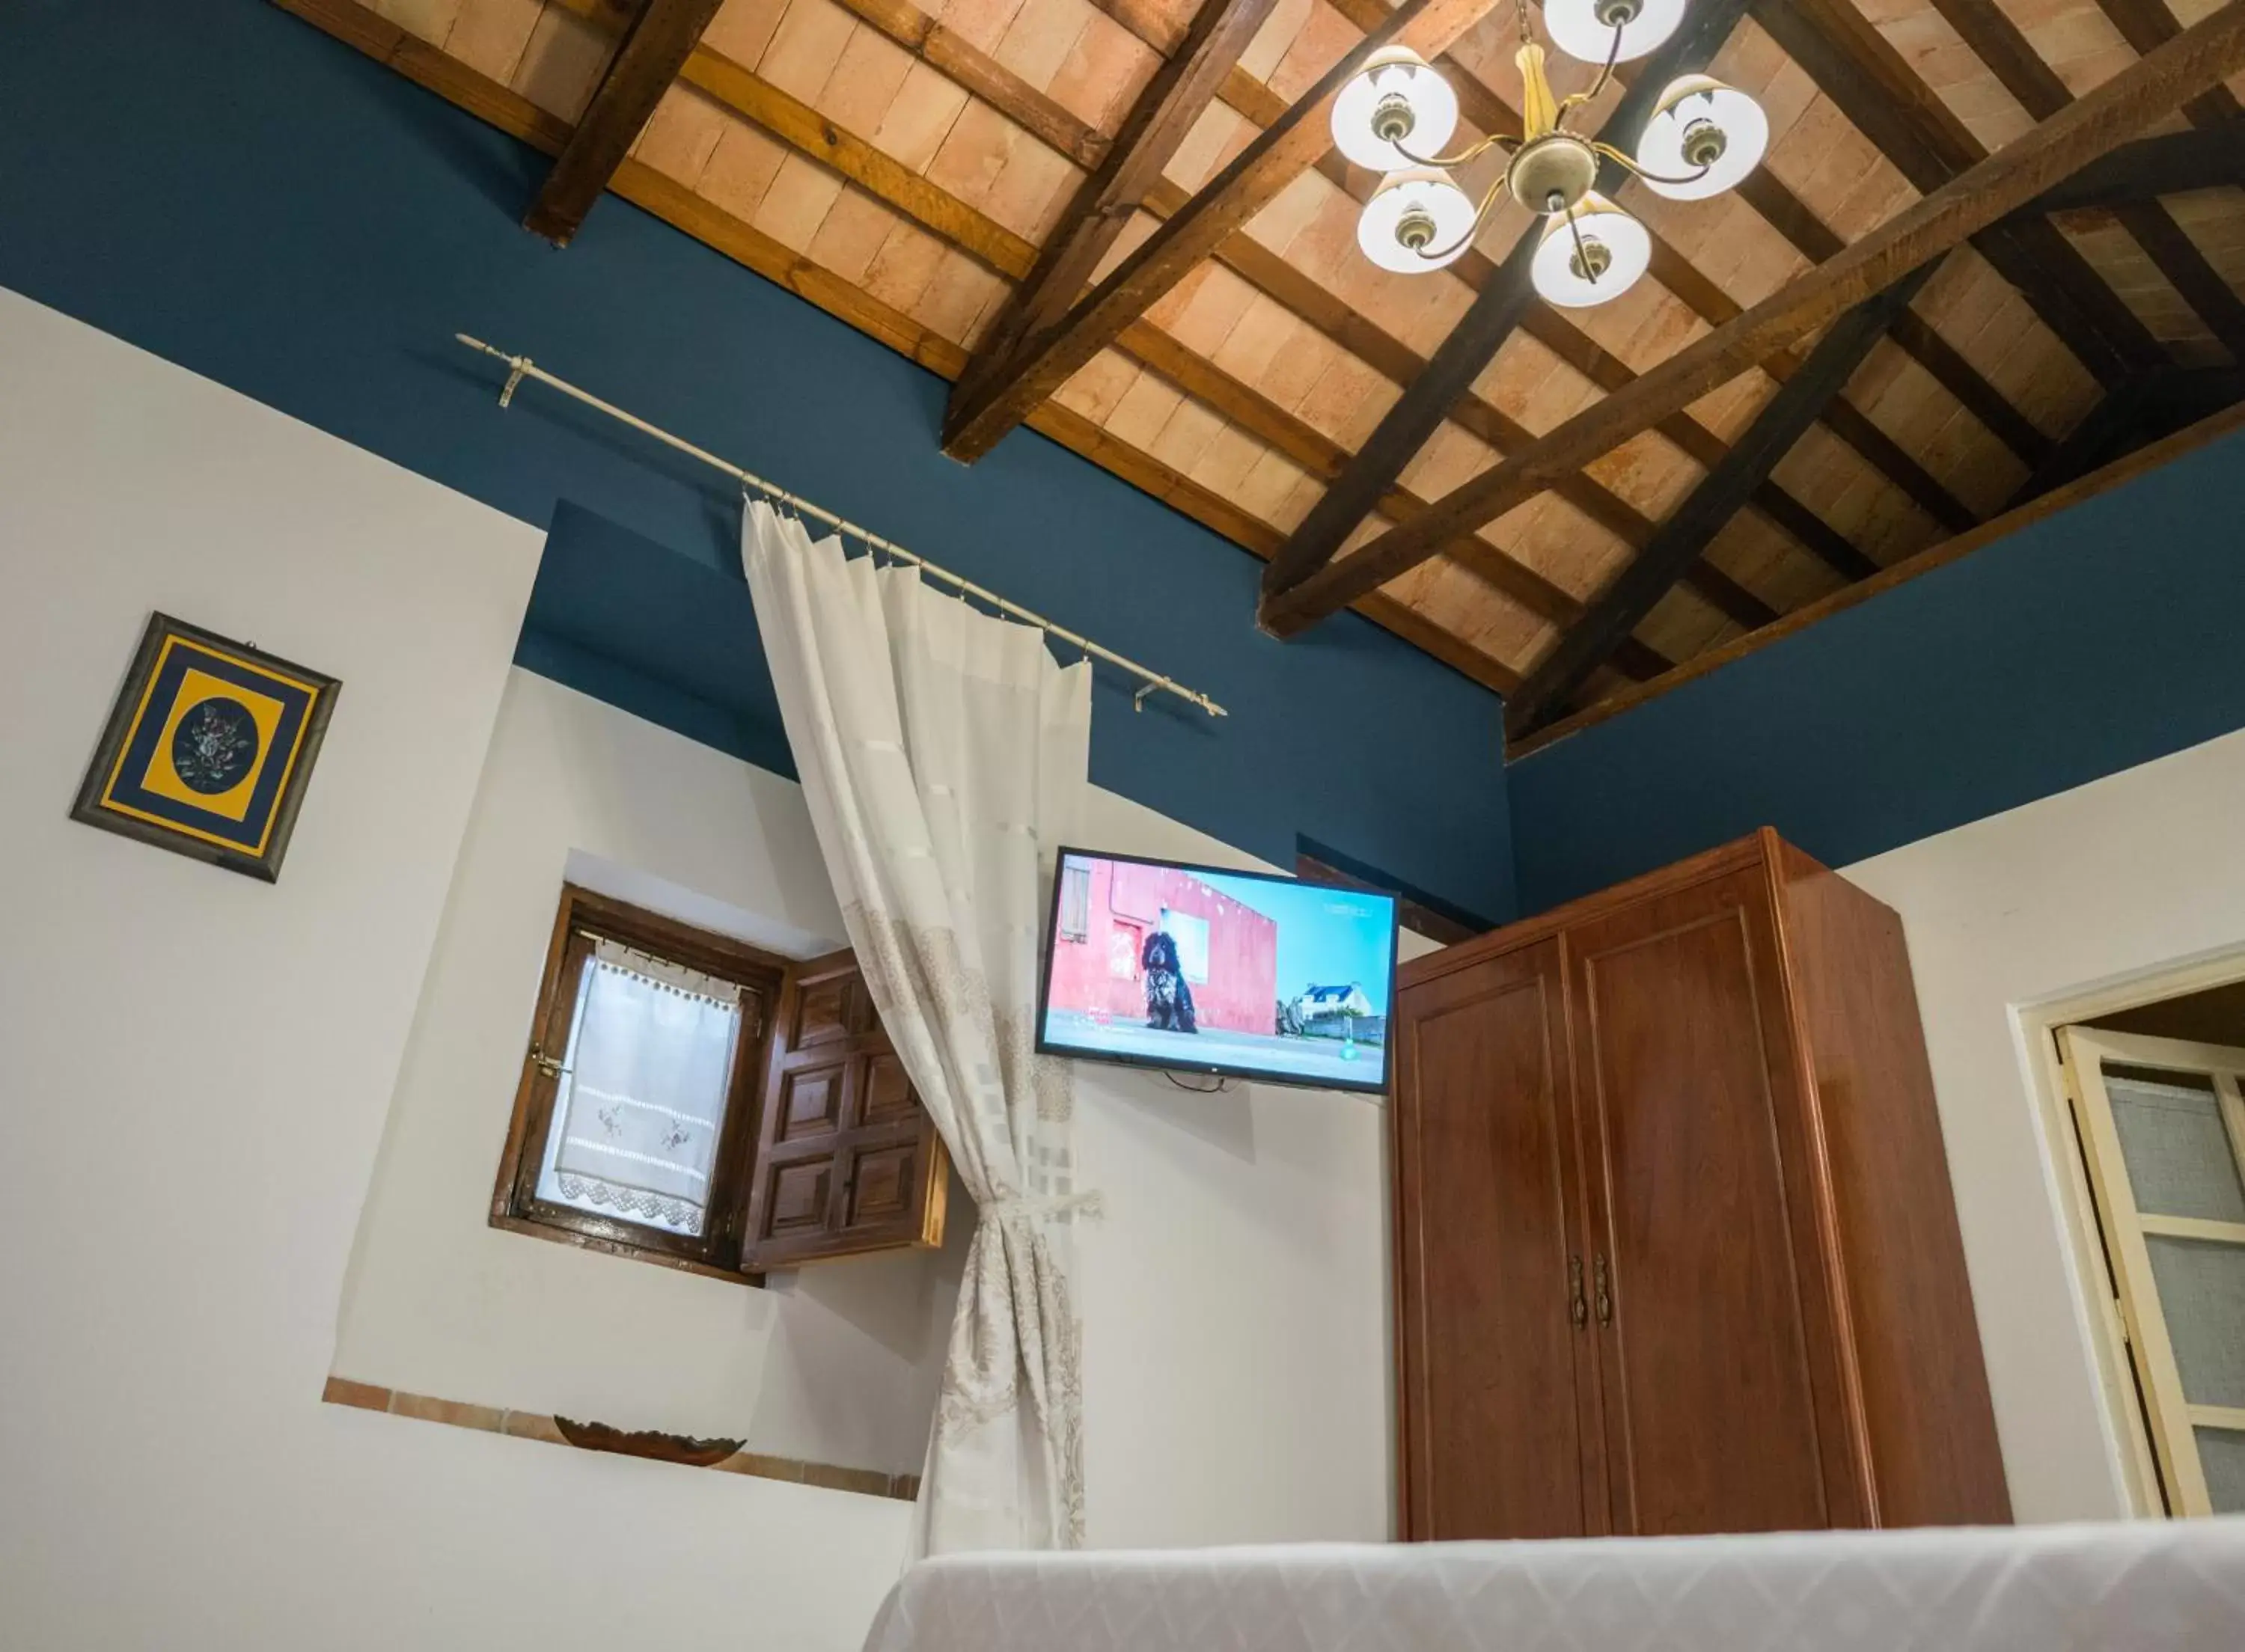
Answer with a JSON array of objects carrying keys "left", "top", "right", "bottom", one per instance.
[
  {"left": 742, "top": 501, "right": 1095, "bottom": 1552},
  {"left": 538, "top": 939, "right": 745, "bottom": 1238}
]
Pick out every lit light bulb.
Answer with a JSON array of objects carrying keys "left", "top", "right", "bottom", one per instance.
[
  {"left": 1542, "top": 0, "right": 1686, "bottom": 65},
  {"left": 1329, "top": 46, "right": 1461, "bottom": 173},
  {"left": 1634, "top": 76, "right": 1769, "bottom": 200},
  {"left": 1357, "top": 168, "right": 1479, "bottom": 275},
  {"left": 1530, "top": 194, "right": 1651, "bottom": 306}
]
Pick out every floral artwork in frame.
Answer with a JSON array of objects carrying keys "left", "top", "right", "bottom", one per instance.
[{"left": 71, "top": 613, "right": 340, "bottom": 882}]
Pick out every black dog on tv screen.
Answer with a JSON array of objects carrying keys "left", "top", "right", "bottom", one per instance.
[{"left": 1141, "top": 929, "right": 1198, "bottom": 1034}]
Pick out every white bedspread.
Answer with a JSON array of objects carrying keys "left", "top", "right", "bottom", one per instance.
[{"left": 862, "top": 1522, "right": 2245, "bottom": 1652}]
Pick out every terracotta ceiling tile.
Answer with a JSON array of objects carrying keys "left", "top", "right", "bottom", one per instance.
[
  {"left": 1087, "top": 209, "right": 1161, "bottom": 286},
  {"left": 1468, "top": 331, "right": 1559, "bottom": 415},
  {"left": 1277, "top": 192, "right": 1366, "bottom": 290},
  {"left": 372, "top": 0, "right": 465, "bottom": 46},
  {"left": 926, "top": 89, "right": 1021, "bottom": 207},
  {"left": 1709, "top": 15, "right": 1789, "bottom": 100},
  {"left": 1146, "top": 396, "right": 1231, "bottom": 472},
  {"left": 1164, "top": 105, "right": 1251, "bottom": 194},
  {"left": 1637, "top": 584, "right": 1731, "bottom": 663},
  {"left": 698, "top": 120, "right": 793, "bottom": 221},
  {"left": 1143, "top": 263, "right": 1215, "bottom": 331},
  {"left": 1268, "top": 1, "right": 1357, "bottom": 104},
  {"left": 753, "top": 150, "right": 849, "bottom": 251},
  {"left": 938, "top": 0, "right": 1036, "bottom": 57},
  {"left": 1234, "top": 445, "right": 1311, "bottom": 521},
  {"left": 1241, "top": 0, "right": 1316, "bottom": 82},
  {"left": 1399, "top": 423, "right": 1497, "bottom": 500},
  {"left": 2022, "top": 9, "right": 2129, "bottom": 72},
  {"left": 1048, "top": 13, "right": 1160, "bottom": 132},
  {"left": 986, "top": 136, "right": 1082, "bottom": 239},
  {"left": 1586, "top": 429, "right": 1699, "bottom": 521},
  {"left": 1103, "top": 371, "right": 1189, "bottom": 447},
  {"left": 633, "top": 87, "right": 731, "bottom": 186},
  {"left": 862, "top": 221, "right": 951, "bottom": 311},
  {"left": 1684, "top": 367, "right": 1777, "bottom": 444},
  {"left": 445, "top": 0, "right": 542, "bottom": 84},
  {"left": 760, "top": 0, "right": 858, "bottom": 104},
  {"left": 509, "top": 4, "right": 614, "bottom": 121},
  {"left": 994, "top": 0, "right": 1092, "bottom": 94},
  {"left": 874, "top": 61, "right": 974, "bottom": 173},
  {"left": 1854, "top": 479, "right": 1942, "bottom": 566},
  {"left": 1295, "top": 355, "right": 1400, "bottom": 447},
  {"left": 1165, "top": 264, "right": 1262, "bottom": 357},
  {"left": 914, "top": 251, "right": 1009, "bottom": 341},
  {"left": 1055, "top": 350, "right": 1145, "bottom": 423},
  {"left": 1253, "top": 324, "right": 1342, "bottom": 414},
  {"left": 1208, "top": 294, "right": 1299, "bottom": 388},
  {"left": 706, "top": 0, "right": 791, "bottom": 65},
  {"left": 1824, "top": 165, "right": 1916, "bottom": 246},
  {"left": 1268, "top": 471, "right": 1326, "bottom": 531},
  {"left": 815, "top": 22, "right": 917, "bottom": 138},
  {"left": 1755, "top": 64, "right": 1830, "bottom": 162},
  {"left": 1922, "top": 405, "right": 2028, "bottom": 515},
  {"left": 1943, "top": 75, "right": 2037, "bottom": 152},
  {"left": 1189, "top": 423, "right": 1274, "bottom": 497},
  {"left": 807, "top": 186, "right": 905, "bottom": 284}
]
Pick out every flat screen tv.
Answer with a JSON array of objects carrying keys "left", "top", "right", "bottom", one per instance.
[{"left": 1034, "top": 847, "right": 1399, "bottom": 1095}]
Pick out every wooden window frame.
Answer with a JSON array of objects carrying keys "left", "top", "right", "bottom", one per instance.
[
  {"left": 2057, "top": 1026, "right": 2245, "bottom": 1517},
  {"left": 490, "top": 884, "right": 792, "bottom": 1286}
]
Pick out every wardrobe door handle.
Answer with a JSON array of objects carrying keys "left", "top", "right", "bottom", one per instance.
[
  {"left": 1594, "top": 1253, "right": 1613, "bottom": 1327},
  {"left": 1568, "top": 1254, "right": 1587, "bottom": 1330}
]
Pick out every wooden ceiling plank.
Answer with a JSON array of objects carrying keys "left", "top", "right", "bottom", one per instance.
[
  {"left": 1753, "top": 0, "right": 2165, "bottom": 386},
  {"left": 1259, "top": 0, "right": 1756, "bottom": 601},
  {"left": 1258, "top": 1, "right": 2245, "bottom": 632},
  {"left": 522, "top": 0, "right": 727, "bottom": 244},
  {"left": 1926, "top": 0, "right": 2245, "bottom": 364},
  {"left": 2090, "top": 0, "right": 2244, "bottom": 127},
  {"left": 946, "top": 0, "right": 1283, "bottom": 439},
  {"left": 1503, "top": 262, "right": 1942, "bottom": 735},
  {"left": 938, "top": 0, "right": 1503, "bottom": 462}
]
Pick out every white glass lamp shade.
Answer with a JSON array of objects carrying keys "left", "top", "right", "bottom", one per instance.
[
  {"left": 1358, "top": 168, "right": 1479, "bottom": 274},
  {"left": 1543, "top": 0, "right": 1686, "bottom": 64},
  {"left": 1531, "top": 194, "right": 1651, "bottom": 306},
  {"left": 1330, "top": 46, "right": 1460, "bottom": 172},
  {"left": 1634, "top": 76, "right": 1769, "bottom": 200}
]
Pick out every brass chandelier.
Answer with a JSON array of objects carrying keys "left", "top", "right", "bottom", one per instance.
[{"left": 1332, "top": 0, "right": 1768, "bottom": 305}]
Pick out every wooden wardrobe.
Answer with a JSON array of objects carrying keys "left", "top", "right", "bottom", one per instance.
[{"left": 1390, "top": 830, "right": 2010, "bottom": 1540}]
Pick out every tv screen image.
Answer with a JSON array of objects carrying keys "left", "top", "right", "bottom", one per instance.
[{"left": 1035, "top": 848, "right": 1399, "bottom": 1093}]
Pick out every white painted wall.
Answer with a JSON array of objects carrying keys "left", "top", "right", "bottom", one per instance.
[
  {"left": 334, "top": 670, "right": 968, "bottom": 1476},
  {"left": 1843, "top": 723, "right": 2245, "bottom": 1523},
  {"left": 0, "top": 291, "right": 915, "bottom": 1652}
]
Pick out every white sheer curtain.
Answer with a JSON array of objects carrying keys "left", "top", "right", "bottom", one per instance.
[{"left": 742, "top": 501, "right": 1095, "bottom": 1552}]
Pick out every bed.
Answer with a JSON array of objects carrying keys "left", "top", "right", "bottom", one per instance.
[{"left": 863, "top": 1520, "right": 2245, "bottom": 1651}]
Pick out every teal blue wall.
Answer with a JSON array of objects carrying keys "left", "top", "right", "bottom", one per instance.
[
  {"left": 0, "top": 0, "right": 1512, "bottom": 924},
  {"left": 1507, "top": 424, "right": 2245, "bottom": 913}
]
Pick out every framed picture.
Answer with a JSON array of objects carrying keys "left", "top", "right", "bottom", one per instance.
[{"left": 71, "top": 613, "right": 340, "bottom": 882}]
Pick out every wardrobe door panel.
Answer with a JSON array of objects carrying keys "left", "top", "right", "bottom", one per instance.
[
  {"left": 1393, "top": 939, "right": 1603, "bottom": 1538},
  {"left": 1569, "top": 869, "right": 1850, "bottom": 1535}
]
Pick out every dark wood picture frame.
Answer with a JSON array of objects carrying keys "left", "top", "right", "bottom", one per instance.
[
  {"left": 71, "top": 612, "right": 340, "bottom": 883},
  {"left": 490, "top": 884, "right": 791, "bottom": 1285}
]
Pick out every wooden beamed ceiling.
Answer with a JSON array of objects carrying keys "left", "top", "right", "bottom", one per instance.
[{"left": 281, "top": 0, "right": 2245, "bottom": 728}]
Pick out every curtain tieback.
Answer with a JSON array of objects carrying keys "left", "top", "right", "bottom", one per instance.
[{"left": 980, "top": 1190, "right": 1104, "bottom": 1226}]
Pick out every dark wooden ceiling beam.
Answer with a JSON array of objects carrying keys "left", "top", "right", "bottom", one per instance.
[
  {"left": 1753, "top": 0, "right": 2166, "bottom": 386},
  {"left": 1259, "top": 0, "right": 1754, "bottom": 601},
  {"left": 947, "top": 0, "right": 1280, "bottom": 423},
  {"left": 522, "top": 0, "right": 725, "bottom": 244},
  {"left": 2090, "top": 0, "right": 2244, "bottom": 128},
  {"left": 1502, "top": 264, "right": 1941, "bottom": 735},
  {"left": 1256, "top": 1, "right": 2245, "bottom": 633},
  {"left": 940, "top": 0, "right": 1500, "bottom": 460},
  {"left": 1927, "top": 0, "right": 2245, "bottom": 363},
  {"left": 2023, "top": 124, "right": 2245, "bottom": 216},
  {"left": 2005, "top": 365, "right": 2245, "bottom": 511}
]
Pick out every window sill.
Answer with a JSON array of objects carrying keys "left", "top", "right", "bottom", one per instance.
[
  {"left": 488, "top": 1211, "right": 766, "bottom": 1288},
  {"left": 321, "top": 1375, "right": 919, "bottom": 1502}
]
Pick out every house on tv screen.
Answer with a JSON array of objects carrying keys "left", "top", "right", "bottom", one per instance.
[{"left": 1051, "top": 860, "right": 1277, "bottom": 1035}]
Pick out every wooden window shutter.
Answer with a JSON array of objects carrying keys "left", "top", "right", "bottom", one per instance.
[{"left": 740, "top": 949, "right": 949, "bottom": 1270}]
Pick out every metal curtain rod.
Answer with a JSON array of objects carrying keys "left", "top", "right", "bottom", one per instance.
[{"left": 454, "top": 334, "right": 1227, "bottom": 718}]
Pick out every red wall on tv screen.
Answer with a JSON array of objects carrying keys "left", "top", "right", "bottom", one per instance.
[{"left": 1047, "top": 858, "right": 1278, "bottom": 1035}]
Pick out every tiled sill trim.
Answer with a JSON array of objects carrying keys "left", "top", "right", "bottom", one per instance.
[{"left": 323, "top": 1375, "right": 920, "bottom": 1503}]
